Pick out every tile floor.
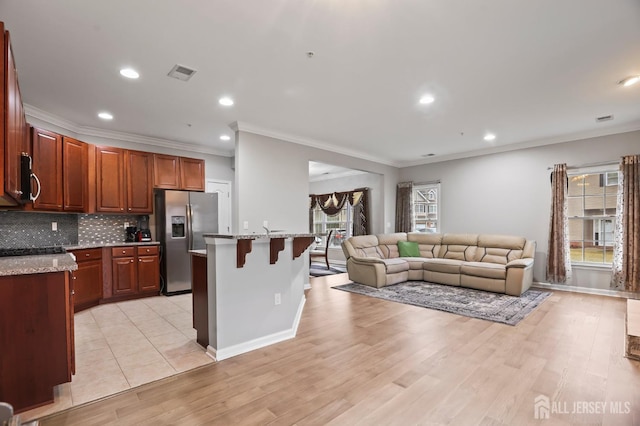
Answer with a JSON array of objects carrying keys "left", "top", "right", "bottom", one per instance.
[{"left": 20, "top": 294, "right": 213, "bottom": 422}]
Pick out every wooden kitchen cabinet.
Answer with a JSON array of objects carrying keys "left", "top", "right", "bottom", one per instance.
[
  {"left": 105, "top": 245, "right": 159, "bottom": 301},
  {"left": 125, "top": 150, "right": 153, "bottom": 213},
  {"left": 0, "top": 270, "right": 74, "bottom": 412},
  {"left": 96, "top": 146, "right": 153, "bottom": 214},
  {"left": 180, "top": 156, "right": 205, "bottom": 191},
  {"left": 31, "top": 130, "right": 89, "bottom": 212},
  {"left": 153, "top": 153, "right": 205, "bottom": 191},
  {"left": 111, "top": 247, "right": 137, "bottom": 296},
  {"left": 1, "top": 23, "right": 28, "bottom": 206},
  {"left": 32, "top": 128, "right": 63, "bottom": 210},
  {"left": 69, "top": 248, "right": 102, "bottom": 312},
  {"left": 137, "top": 245, "right": 160, "bottom": 292}
]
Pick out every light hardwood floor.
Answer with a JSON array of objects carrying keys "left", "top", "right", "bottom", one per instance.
[{"left": 40, "top": 274, "right": 640, "bottom": 425}]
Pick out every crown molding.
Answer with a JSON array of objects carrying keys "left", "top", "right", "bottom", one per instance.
[
  {"left": 397, "top": 121, "right": 640, "bottom": 168},
  {"left": 230, "top": 121, "right": 399, "bottom": 167},
  {"left": 25, "top": 104, "right": 234, "bottom": 157}
]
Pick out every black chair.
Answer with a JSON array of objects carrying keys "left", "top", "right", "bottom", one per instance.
[{"left": 309, "top": 229, "right": 334, "bottom": 269}]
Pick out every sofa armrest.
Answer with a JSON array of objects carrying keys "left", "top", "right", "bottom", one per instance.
[
  {"left": 506, "top": 258, "right": 534, "bottom": 269},
  {"left": 350, "top": 256, "right": 386, "bottom": 265},
  {"left": 347, "top": 257, "right": 386, "bottom": 288}
]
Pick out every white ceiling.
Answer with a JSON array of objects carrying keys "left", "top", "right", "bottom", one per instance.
[{"left": 2, "top": 0, "right": 639, "bottom": 167}]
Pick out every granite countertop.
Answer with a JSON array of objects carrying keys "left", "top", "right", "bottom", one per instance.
[
  {"left": 0, "top": 253, "right": 78, "bottom": 277},
  {"left": 189, "top": 249, "right": 207, "bottom": 257},
  {"left": 203, "top": 233, "right": 316, "bottom": 240},
  {"left": 65, "top": 241, "right": 161, "bottom": 250}
]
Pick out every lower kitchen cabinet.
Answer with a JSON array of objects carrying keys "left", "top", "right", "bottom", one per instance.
[
  {"left": 104, "top": 244, "right": 160, "bottom": 302},
  {"left": 69, "top": 248, "right": 103, "bottom": 312}
]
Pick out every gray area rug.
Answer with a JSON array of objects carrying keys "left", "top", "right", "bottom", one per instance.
[
  {"left": 310, "top": 262, "right": 347, "bottom": 277},
  {"left": 332, "top": 281, "right": 550, "bottom": 326}
]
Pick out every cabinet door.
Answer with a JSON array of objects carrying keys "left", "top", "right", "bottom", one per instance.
[
  {"left": 153, "top": 154, "right": 180, "bottom": 189},
  {"left": 138, "top": 254, "right": 160, "bottom": 292},
  {"left": 180, "top": 157, "right": 205, "bottom": 191},
  {"left": 112, "top": 256, "right": 136, "bottom": 295},
  {"left": 73, "top": 259, "right": 102, "bottom": 310},
  {"left": 125, "top": 150, "right": 153, "bottom": 213},
  {"left": 62, "top": 137, "right": 88, "bottom": 212},
  {"left": 2, "top": 29, "right": 27, "bottom": 205},
  {"left": 32, "top": 128, "right": 63, "bottom": 210},
  {"left": 96, "top": 146, "right": 125, "bottom": 213}
]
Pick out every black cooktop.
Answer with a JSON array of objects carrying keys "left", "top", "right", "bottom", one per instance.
[{"left": 0, "top": 246, "right": 67, "bottom": 258}]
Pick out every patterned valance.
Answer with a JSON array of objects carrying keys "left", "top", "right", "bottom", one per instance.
[{"left": 309, "top": 188, "right": 368, "bottom": 216}]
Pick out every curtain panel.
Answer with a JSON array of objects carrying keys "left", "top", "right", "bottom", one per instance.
[
  {"left": 612, "top": 154, "right": 640, "bottom": 291},
  {"left": 309, "top": 187, "right": 371, "bottom": 236},
  {"left": 546, "top": 164, "right": 571, "bottom": 283},
  {"left": 395, "top": 182, "right": 413, "bottom": 233}
]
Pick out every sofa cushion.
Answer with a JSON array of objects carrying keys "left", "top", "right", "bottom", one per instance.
[
  {"left": 423, "top": 258, "right": 464, "bottom": 274},
  {"left": 376, "top": 233, "right": 408, "bottom": 258},
  {"left": 348, "top": 235, "right": 383, "bottom": 259},
  {"left": 381, "top": 258, "right": 410, "bottom": 274},
  {"left": 407, "top": 233, "right": 442, "bottom": 258},
  {"left": 398, "top": 241, "right": 420, "bottom": 257},
  {"left": 438, "top": 234, "right": 478, "bottom": 261},
  {"left": 476, "top": 234, "right": 526, "bottom": 264},
  {"left": 400, "top": 257, "right": 433, "bottom": 270},
  {"left": 461, "top": 261, "right": 506, "bottom": 279}
]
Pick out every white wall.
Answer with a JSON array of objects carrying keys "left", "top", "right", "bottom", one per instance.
[
  {"left": 234, "top": 130, "right": 399, "bottom": 234},
  {"left": 399, "top": 129, "right": 640, "bottom": 288}
]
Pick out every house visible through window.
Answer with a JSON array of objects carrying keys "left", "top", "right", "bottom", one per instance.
[
  {"left": 312, "top": 204, "right": 352, "bottom": 247},
  {"left": 412, "top": 183, "right": 440, "bottom": 233},
  {"left": 567, "top": 168, "right": 618, "bottom": 264}
]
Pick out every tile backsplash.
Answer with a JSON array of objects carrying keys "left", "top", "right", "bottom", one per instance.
[
  {"left": 0, "top": 211, "right": 146, "bottom": 248},
  {"left": 0, "top": 211, "right": 78, "bottom": 248}
]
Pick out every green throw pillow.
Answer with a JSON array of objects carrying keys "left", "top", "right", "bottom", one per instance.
[{"left": 398, "top": 241, "right": 420, "bottom": 257}]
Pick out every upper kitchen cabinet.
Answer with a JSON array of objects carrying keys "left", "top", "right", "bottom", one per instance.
[
  {"left": 32, "top": 128, "right": 63, "bottom": 210},
  {"left": 95, "top": 146, "right": 153, "bottom": 214},
  {"left": 180, "top": 156, "right": 205, "bottom": 191},
  {"left": 125, "top": 150, "right": 153, "bottom": 213},
  {"left": 153, "top": 153, "right": 204, "bottom": 191},
  {"left": 95, "top": 146, "right": 126, "bottom": 213},
  {"left": 30, "top": 130, "right": 89, "bottom": 212},
  {"left": 0, "top": 23, "right": 28, "bottom": 206}
]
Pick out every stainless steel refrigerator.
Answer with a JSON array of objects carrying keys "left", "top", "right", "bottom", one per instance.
[{"left": 155, "top": 190, "right": 219, "bottom": 295}]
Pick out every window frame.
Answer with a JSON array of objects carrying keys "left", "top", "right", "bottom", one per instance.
[
  {"left": 312, "top": 203, "right": 353, "bottom": 248},
  {"left": 412, "top": 182, "right": 440, "bottom": 234}
]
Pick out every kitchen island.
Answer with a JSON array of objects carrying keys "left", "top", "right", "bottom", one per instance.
[{"left": 202, "top": 233, "right": 315, "bottom": 361}]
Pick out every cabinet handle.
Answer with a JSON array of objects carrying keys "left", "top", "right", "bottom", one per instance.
[
  {"left": 122, "top": 250, "right": 126, "bottom": 253},
  {"left": 130, "top": 259, "right": 134, "bottom": 263},
  {"left": 139, "top": 259, "right": 142, "bottom": 262},
  {"left": 73, "top": 276, "right": 77, "bottom": 280},
  {"left": 85, "top": 253, "right": 90, "bottom": 257},
  {"left": 121, "top": 208, "right": 124, "bottom": 211},
  {"left": 128, "top": 208, "right": 132, "bottom": 211}
]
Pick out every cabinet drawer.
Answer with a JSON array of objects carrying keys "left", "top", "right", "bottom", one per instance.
[
  {"left": 112, "top": 247, "right": 135, "bottom": 258},
  {"left": 71, "top": 248, "right": 102, "bottom": 262},
  {"left": 137, "top": 245, "right": 159, "bottom": 256}
]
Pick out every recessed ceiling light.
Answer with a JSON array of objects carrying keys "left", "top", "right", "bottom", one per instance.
[
  {"left": 219, "top": 97, "right": 234, "bottom": 106},
  {"left": 119, "top": 68, "right": 139, "bottom": 79},
  {"left": 619, "top": 75, "right": 640, "bottom": 87},
  {"left": 483, "top": 133, "right": 496, "bottom": 141},
  {"left": 98, "top": 112, "right": 113, "bottom": 120},
  {"left": 419, "top": 94, "right": 435, "bottom": 104},
  {"left": 220, "top": 135, "right": 231, "bottom": 141}
]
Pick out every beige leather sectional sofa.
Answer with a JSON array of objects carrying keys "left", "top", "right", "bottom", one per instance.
[{"left": 341, "top": 233, "right": 536, "bottom": 296}]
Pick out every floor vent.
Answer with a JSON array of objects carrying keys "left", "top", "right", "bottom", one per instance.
[
  {"left": 167, "top": 64, "right": 197, "bottom": 81},
  {"left": 596, "top": 114, "right": 614, "bottom": 122}
]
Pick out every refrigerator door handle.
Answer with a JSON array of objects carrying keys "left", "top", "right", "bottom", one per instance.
[{"left": 186, "top": 203, "right": 194, "bottom": 251}]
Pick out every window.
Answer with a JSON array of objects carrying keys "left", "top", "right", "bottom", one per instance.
[
  {"left": 412, "top": 183, "right": 440, "bottom": 233},
  {"left": 312, "top": 204, "right": 352, "bottom": 247},
  {"left": 567, "top": 169, "right": 618, "bottom": 264}
]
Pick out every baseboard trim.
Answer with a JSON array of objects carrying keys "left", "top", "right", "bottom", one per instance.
[
  {"left": 304, "top": 282, "right": 311, "bottom": 290},
  {"left": 532, "top": 281, "right": 639, "bottom": 299},
  {"left": 210, "top": 295, "right": 307, "bottom": 361}
]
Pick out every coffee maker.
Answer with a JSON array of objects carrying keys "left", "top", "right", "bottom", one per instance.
[{"left": 125, "top": 226, "right": 137, "bottom": 242}]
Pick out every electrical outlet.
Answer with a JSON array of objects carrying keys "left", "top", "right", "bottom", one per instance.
[
  {"left": 243, "top": 221, "right": 249, "bottom": 230},
  {"left": 51, "top": 222, "right": 57, "bottom": 231},
  {"left": 274, "top": 293, "right": 281, "bottom": 305},
  {"left": 263, "top": 220, "right": 268, "bottom": 228},
  {"left": 124, "top": 222, "right": 129, "bottom": 229}
]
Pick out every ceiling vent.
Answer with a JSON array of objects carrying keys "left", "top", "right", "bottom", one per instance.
[
  {"left": 596, "top": 114, "right": 614, "bottom": 123},
  {"left": 167, "top": 64, "right": 197, "bottom": 82}
]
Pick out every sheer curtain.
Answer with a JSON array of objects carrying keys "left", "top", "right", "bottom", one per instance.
[
  {"left": 546, "top": 164, "right": 571, "bottom": 283},
  {"left": 611, "top": 155, "right": 640, "bottom": 291},
  {"left": 395, "top": 182, "right": 413, "bottom": 232}
]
